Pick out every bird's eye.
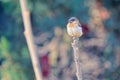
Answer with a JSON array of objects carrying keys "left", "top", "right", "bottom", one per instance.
[
  {"left": 68, "top": 18, "right": 75, "bottom": 23},
  {"left": 71, "top": 19, "right": 75, "bottom": 21}
]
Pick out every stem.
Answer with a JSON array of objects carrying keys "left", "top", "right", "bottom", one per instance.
[
  {"left": 72, "top": 37, "right": 83, "bottom": 80},
  {"left": 19, "top": 0, "right": 43, "bottom": 80}
]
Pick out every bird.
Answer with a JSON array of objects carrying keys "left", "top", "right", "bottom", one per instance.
[{"left": 67, "top": 17, "right": 83, "bottom": 38}]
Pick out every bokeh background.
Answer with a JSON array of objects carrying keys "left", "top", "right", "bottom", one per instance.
[{"left": 0, "top": 0, "right": 120, "bottom": 80}]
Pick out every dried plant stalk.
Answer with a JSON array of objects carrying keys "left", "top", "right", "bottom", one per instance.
[
  {"left": 72, "top": 38, "right": 83, "bottom": 80},
  {"left": 19, "top": 0, "right": 43, "bottom": 80}
]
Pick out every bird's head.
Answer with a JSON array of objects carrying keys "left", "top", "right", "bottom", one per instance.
[
  {"left": 68, "top": 17, "right": 79, "bottom": 23},
  {"left": 67, "top": 17, "right": 80, "bottom": 28}
]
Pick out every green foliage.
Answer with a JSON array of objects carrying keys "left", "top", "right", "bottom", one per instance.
[
  {"left": 0, "top": 36, "right": 10, "bottom": 58},
  {"left": 0, "top": 0, "right": 11, "bottom": 3},
  {"left": 0, "top": 37, "right": 34, "bottom": 80}
]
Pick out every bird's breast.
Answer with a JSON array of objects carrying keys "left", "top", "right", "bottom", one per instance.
[
  {"left": 67, "top": 23, "right": 78, "bottom": 28},
  {"left": 67, "top": 26, "right": 83, "bottom": 37}
]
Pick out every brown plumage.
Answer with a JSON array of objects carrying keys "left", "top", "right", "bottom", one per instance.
[{"left": 67, "top": 17, "right": 83, "bottom": 38}]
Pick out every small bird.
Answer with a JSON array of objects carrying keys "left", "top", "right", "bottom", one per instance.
[{"left": 67, "top": 17, "right": 83, "bottom": 38}]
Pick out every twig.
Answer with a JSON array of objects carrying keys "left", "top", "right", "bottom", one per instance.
[
  {"left": 72, "top": 37, "right": 83, "bottom": 80},
  {"left": 19, "top": 0, "right": 43, "bottom": 80}
]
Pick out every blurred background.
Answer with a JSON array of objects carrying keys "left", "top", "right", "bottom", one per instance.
[{"left": 0, "top": 0, "right": 120, "bottom": 80}]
